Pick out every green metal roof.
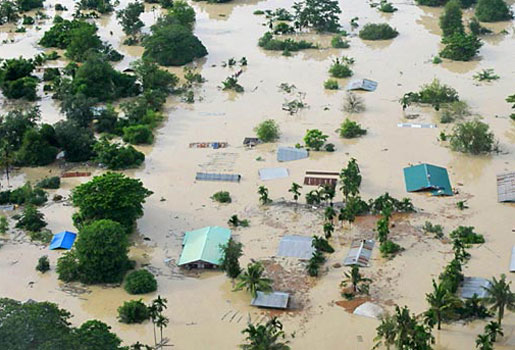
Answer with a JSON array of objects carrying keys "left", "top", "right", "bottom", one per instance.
[
  {"left": 178, "top": 226, "right": 231, "bottom": 266},
  {"left": 403, "top": 163, "right": 453, "bottom": 196}
]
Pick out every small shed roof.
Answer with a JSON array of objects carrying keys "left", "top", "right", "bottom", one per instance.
[
  {"left": 497, "top": 172, "right": 515, "bottom": 202},
  {"left": 178, "top": 226, "right": 231, "bottom": 266},
  {"left": 196, "top": 172, "right": 241, "bottom": 182},
  {"left": 277, "top": 147, "right": 308, "bottom": 162},
  {"left": 243, "top": 137, "right": 261, "bottom": 146},
  {"left": 49, "top": 231, "right": 77, "bottom": 250},
  {"left": 403, "top": 163, "right": 453, "bottom": 196},
  {"left": 344, "top": 239, "right": 375, "bottom": 267},
  {"left": 510, "top": 246, "right": 515, "bottom": 272},
  {"left": 251, "top": 291, "right": 289, "bottom": 309},
  {"left": 459, "top": 277, "right": 491, "bottom": 299},
  {"left": 259, "top": 167, "right": 289, "bottom": 181},
  {"left": 277, "top": 235, "right": 314, "bottom": 260},
  {"left": 346, "top": 79, "right": 378, "bottom": 92}
]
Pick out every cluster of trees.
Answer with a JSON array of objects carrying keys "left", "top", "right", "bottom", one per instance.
[
  {"left": 377, "top": 207, "right": 403, "bottom": 258},
  {"left": 117, "top": 1, "right": 145, "bottom": 45},
  {"left": 292, "top": 0, "right": 342, "bottom": 32},
  {"left": 258, "top": 32, "right": 315, "bottom": 55},
  {"left": 0, "top": 57, "right": 38, "bottom": 100},
  {"left": 0, "top": 0, "right": 43, "bottom": 25},
  {"left": 143, "top": 1, "right": 207, "bottom": 66},
  {"left": 401, "top": 79, "right": 459, "bottom": 111},
  {"left": 304, "top": 129, "right": 330, "bottom": 151},
  {"left": 240, "top": 317, "right": 290, "bottom": 350},
  {"left": 359, "top": 23, "right": 399, "bottom": 40}
]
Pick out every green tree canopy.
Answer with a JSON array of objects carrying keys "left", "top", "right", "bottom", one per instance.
[
  {"left": 117, "top": 1, "right": 145, "bottom": 37},
  {"left": 0, "top": 57, "right": 38, "bottom": 101},
  {"left": 439, "top": 0, "right": 464, "bottom": 37},
  {"left": 54, "top": 120, "right": 95, "bottom": 162},
  {"left": 475, "top": 0, "right": 512, "bottom": 22},
  {"left": 292, "top": 0, "right": 341, "bottom": 32}
]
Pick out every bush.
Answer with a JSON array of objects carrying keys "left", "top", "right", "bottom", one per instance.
[
  {"left": 122, "top": 125, "right": 154, "bottom": 145},
  {"left": 124, "top": 270, "right": 157, "bottom": 294},
  {"left": 440, "top": 101, "right": 471, "bottom": 123},
  {"left": 93, "top": 139, "right": 145, "bottom": 170},
  {"left": 117, "top": 299, "right": 149, "bottom": 324},
  {"left": 324, "top": 79, "right": 339, "bottom": 90},
  {"left": 94, "top": 106, "right": 118, "bottom": 134},
  {"left": 359, "top": 23, "right": 398, "bottom": 40},
  {"left": 211, "top": 191, "right": 231, "bottom": 203},
  {"left": 440, "top": 0, "right": 465, "bottom": 37},
  {"left": 258, "top": 32, "right": 315, "bottom": 52},
  {"left": 43, "top": 68, "right": 60, "bottom": 82},
  {"left": 473, "top": 69, "right": 499, "bottom": 82},
  {"left": 0, "top": 183, "right": 47, "bottom": 206},
  {"left": 449, "top": 120, "right": 495, "bottom": 154},
  {"left": 475, "top": 0, "right": 512, "bottom": 22},
  {"left": 56, "top": 250, "right": 80, "bottom": 282},
  {"left": 378, "top": 1, "right": 397, "bottom": 12},
  {"left": 415, "top": 0, "right": 446, "bottom": 6},
  {"left": 0, "top": 216, "right": 8, "bottom": 234},
  {"left": 254, "top": 119, "right": 280, "bottom": 142},
  {"left": 293, "top": 0, "right": 341, "bottom": 32},
  {"left": 0, "top": 58, "right": 38, "bottom": 101},
  {"left": 15, "top": 204, "right": 46, "bottom": 232},
  {"left": 304, "top": 129, "right": 328, "bottom": 151},
  {"left": 339, "top": 118, "right": 367, "bottom": 138},
  {"left": 380, "top": 240, "right": 402, "bottom": 257},
  {"left": 440, "top": 32, "right": 482, "bottom": 61},
  {"left": 469, "top": 17, "right": 492, "bottom": 35},
  {"left": 36, "top": 255, "right": 50, "bottom": 273},
  {"left": 79, "top": 0, "right": 114, "bottom": 13},
  {"left": 17, "top": 0, "right": 44, "bottom": 11},
  {"left": 401, "top": 79, "right": 459, "bottom": 110},
  {"left": 329, "top": 58, "right": 353, "bottom": 78},
  {"left": 449, "top": 226, "right": 485, "bottom": 244},
  {"left": 423, "top": 221, "right": 444, "bottom": 238},
  {"left": 331, "top": 35, "right": 349, "bottom": 48},
  {"left": 36, "top": 177, "right": 61, "bottom": 189}
]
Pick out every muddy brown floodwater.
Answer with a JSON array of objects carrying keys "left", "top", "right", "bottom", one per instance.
[{"left": 1, "top": 0, "right": 514, "bottom": 349}]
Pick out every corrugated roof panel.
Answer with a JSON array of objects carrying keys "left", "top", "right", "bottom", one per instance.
[
  {"left": 344, "top": 240, "right": 375, "bottom": 267},
  {"left": 346, "top": 79, "right": 378, "bottom": 92},
  {"left": 178, "top": 226, "right": 231, "bottom": 266},
  {"left": 497, "top": 172, "right": 515, "bottom": 203},
  {"left": 459, "top": 277, "right": 491, "bottom": 299},
  {"left": 403, "top": 163, "right": 453, "bottom": 196},
  {"left": 251, "top": 291, "right": 289, "bottom": 309},
  {"left": 259, "top": 168, "right": 289, "bottom": 181},
  {"left": 277, "top": 147, "right": 309, "bottom": 162},
  {"left": 277, "top": 235, "right": 314, "bottom": 260},
  {"left": 510, "top": 246, "right": 515, "bottom": 272},
  {"left": 196, "top": 172, "right": 241, "bottom": 182}
]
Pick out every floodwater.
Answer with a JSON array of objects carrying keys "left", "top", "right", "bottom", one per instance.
[{"left": 0, "top": 0, "right": 514, "bottom": 349}]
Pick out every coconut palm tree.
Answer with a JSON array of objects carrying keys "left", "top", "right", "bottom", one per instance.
[
  {"left": 341, "top": 265, "right": 372, "bottom": 295},
  {"left": 373, "top": 314, "right": 396, "bottom": 350},
  {"left": 148, "top": 295, "right": 168, "bottom": 348},
  {"left": 484, "top": 321, "right": 503, "bottom": 342},
  {"left": 425, "top": 279, "right": 461, "bottom": 330},
  {"left": 475, "top": 333, "right": 493, "bottom": 350},
  {"left": 257, "top": 186, "right": 272, "bottom": 205},
  {"left": 288, "top": 182, "right": 302, "bottom": 202},
  {"left": 234, "top": 262, "right": 273, "bottom": 298},
  {"left": 483, "top": 274, "right": 515, "bottom": 327},
  {"left": 241, "top": 317, "right": 290, "bottom": 350}
]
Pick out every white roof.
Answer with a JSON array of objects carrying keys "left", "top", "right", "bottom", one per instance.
[
  {"left": 251, "top": 291, "right": 289, "bottom": 309},
  {"left": 510, "top": 246, "right": 515, "bottom": 272},
  {"left": 259, "top": 167, "right": 289, "bottom": 181},
  {"left": 277, "top": 235, "right": 314, "bottom": 260},
  {"left": 459, "top": 277, "right": 491, "bottom": 299},
  {"left": 353, "top": 302, "right": 384, "bottom": 319}
]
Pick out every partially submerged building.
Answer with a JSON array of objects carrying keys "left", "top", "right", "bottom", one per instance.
[
  {"left": 496, "top": 172, "right": 515, "bottom": 203},
  {"left": 459, "top": 277, "right": 491, "bottom": 299},
  {"left": 277, "top": 235, "right": 314, "bottom": 260},
  {"left": 259, "top": 167, "right": 289, "bottom": 181},
  {"left": 277, "top": 147, "right": 308, "bottom": 162},
  {"left": 343, "top": 240, "right": 375, "bottom": 267},
  {"left": 251, "top": 291, "right": 290, "bottom": 309},
  {"left": 303, "top": 171, "right": 339, "bottom": 187},
  {"left": 346, "top": 79, "right": 378, "bottom": 92},
  {"left": 196, "top": 172, "right": 241, "bottom": 182},
  {"left": 178, "top": 226, "right": 231, "bottom": 269},
  {"left": 403, "top": 163, "right": 453, "bottom": 196}
]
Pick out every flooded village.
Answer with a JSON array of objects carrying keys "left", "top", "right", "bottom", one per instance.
[{"left": 0, "top": 0, "right": 514, "bottom": 349}]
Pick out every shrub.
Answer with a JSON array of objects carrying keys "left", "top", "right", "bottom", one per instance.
[
  {"left": 221, "top": 75, "right": 244, "bottom": 92},
  {"left": 0, "top": 183, "right": 47, "bottom": 206},
  {"left": 293, "top": 0, "right": 341, "bottom": 32},
  {"left": 331, "top": 35, "right": 349, "bottom": 48},
  {"left": 378, "top": 1, "right": 397, "bottom": 12},
  {"left": 124, "top": 270, "right": 157, "bottom": 294},
  {"left": 432, "top": 56, "right": 443, "bottom": 64},
  {"left": 339, "top": 118, "right": 367, "bottom": 138},
  {"left": 325, "top": 143, "right": 335, "bottom": 152},
  {"left": 329, "top": 58, "right": 353, "bottom": 78},
  {"left": 449, "top": 120, "right": 495, "bottom": 154},
  {"left": 15, "top": 204, "right": 46, "bottom": 232},
  {"left": 380, "top": 240, "right": 402, "bottom": 257},
  {"left": 0, "top": 216, "right": 8, "bottom": 234},
  {"left": 258, "top": 32, "right": 315, "bottom": 51},
  {"left": 212, "top": 191, "right": 231, "bottom": 203},
  {"left": 117, "top": 299, "right": 149, "bottom": 324},
  {"left": 469, "top": 17, "right": 492, "bottom": 35},
  {"left": 254, "top": 120, "right": 280, "bottom": 142},
  {"left": 324, "top": 79, "right": 339, "bottom": 90},
  {"left": 415, "top": 0, "right": 446, "bottom": 6},
  {"left": 440, "top": 0, "right": 465, "bottom": 37},
  {"left": 79, "top": 0, "right": 114, "bottom": 13},
  {"left": 401, "top": 79, "right": 459, "bottom": 110},
  {"left": 36, "top": 255, "right": 50, "bottom": 273},
  {"left": 36, "top": 177, "right": 61, "bottom": 189},
  {"left": 228, "top": 215, "right": 249, "bottom": 228},
  {"left": 440, "top": 32, "right": 482, "bottom": 61},
  {"left": 304, "top": 129, "right": 328, "bottom": 151},
  {"left": 449, "top": 226, "right": 485, "bottom": 244},
  {"left": 343, "top": 92, "right": 365, "bottom": 113},
  {"left": 43, "top": 68, "right": 60, "bottom": 82},
  {"left": 93, "top": 139, "right": 145, "bottom": 170},
  {"left": 17, "top": 0, "right": 44, "bottom": 11},
  {"left": 0, "top": 58, "right": 38, "bottom": 101},
  {"left": 423, "top": 221, "right": 444, "bottom": 238},
  {"left": 122, "top": 125, "right": 154, "bottom": 145},
  {"left": 359, "top": 23, "right": 398, "bottom": 40},
  {"left": 475, "top": 0, "right": 512, "bottom": 22},
  {"left": 473, "top": 69, "right": 499, "bottom": 82},
  {"left": 440, "top": 101, "right": 471, "bottom": 123},
  {"left": 56, "top": 250, "right": 80, "bottom": 282}
]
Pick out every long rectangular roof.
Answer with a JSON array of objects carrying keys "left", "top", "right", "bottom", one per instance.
[
  {"left": 510, "top": 246, "right": 515, "bottom": 272},
  {"left": 196, "top": 172, "right": 241, "bottom": 182},
  {"left": 251, "top": 291, "right": 289, "bottom": 309},
  {"left": 497, "top": 172, "right": 515, "bottom": 202},
  {"left": 277, "top": 147, "right": 308, "bottom": 162},
  {"left": 178, "top": 226, "right": 231, "bottom": 266},
  {"left": 277, "top": 235, "right": 314, "bottom": 260},
  {"left": 344, "top": 239, "right": 375, "bottom": 267},
  {"left": 403, "top": 163, "right": 453, "bottom": 196},
  {"left": 259, "top": 167, "right": 289, "bottom": 181},
  {"left": 459, "top": 277, "right": 491, "bottom": 299}
]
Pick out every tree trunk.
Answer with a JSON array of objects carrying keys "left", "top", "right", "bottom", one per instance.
[{"left": 498, "top": 306, "right": 504, "bottom": 327}]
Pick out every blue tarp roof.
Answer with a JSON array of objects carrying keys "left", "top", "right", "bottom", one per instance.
[
  {"left": 49, "top": 231, "right": 77, "bottom": 250},
  {"left": 403, "top": 163, "right": 453, "bottom": 196}
]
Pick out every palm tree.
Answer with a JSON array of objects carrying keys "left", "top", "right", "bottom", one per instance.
[
  {"left": 288, "top": 182, "right": 302, "bottom": 202},
  {"left": 257, "top": 186, "right": 271, "bottom": 205},
  {"left": 483, "top": 274, "right": 515, "bottom": 327},
  {"left": 149, "top": 296, "right": 168, "bottom": 348},
  {"left": 452, "top": 238, "right": 470, "bottom": 262},
  {"left": 324, "top": 206, "right": 336, "bottom": 222},
  {"left": 373, "top": 314, "right": 396, "bottom": 350},
  {"left": 425, "top": 279, "right": 461, "bottom": 330},
  {"left": 234, "top": 262, "right": 273, "bottom": 298},
  {"left": 484, "top": 321, "right": 503, "bottom": 342},
  {"left": 241, "top": 317, "right": 290, "bottom": 350},
  {"left": 323, "top": 222, "right": 334, "bottom": 239},
  {"left": 475, "top": 333, "right": 493, "bottom": 350},
  {"left": 341, "top": 265, "right": 372, "bottom": 295},
  {"left": 156, "top": 314, "right": 169, "bottom": 347}
]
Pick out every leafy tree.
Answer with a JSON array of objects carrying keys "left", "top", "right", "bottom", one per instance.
[
  {"left": 307, "top": 249, "right": 326, "bottom": 276},
  {"left": 401, "top": 79, "right": 459, "bottom": 110},
  {"left": 359, "top": 23, "right": 399, "bottom": 40},
  {"left": 257, "top": 186, "right": 272, "bottom": 205},
  {"left": 241, "top": 317, "right": 290, "bottom": 350},
  {"left": 15, "top": 204, "right": 47, "bottom": 232},
  {"left": 289, "top": 182, "right": 302, "bottom": 202},
  {"left": 341, "top": 265, "right": 372, "bottom": 295},
  {"left": 167, "top": 0, "right": 196, "bottom": 29},
  {"left": 117, "top": 2, "right": 145, "bottom": 40},
  {"left": 0, "top": 1, "right": 20, "bottom": 24},
  {"left": 57, "top": 220, "right": 130, "bottom": 284},
  {"left": 79, "top": 0, "right": 114, "bottom": 13},
  {"left": 60, "top": 92, "right": 97, "bottom": 127},
  {"left": 36, "top": 255, "right": 50, "bottom": 273},
  {"left": 258, "top": 32, "right": 315, "bottom": 52},
  {"left": 0, "top": 216, "right": 8, "bottom": 234},
  {"left": 440, "top": 0, "right": 464, "bottom": 37},
  {"left": 476, "top": 333, "right": 493, "bottom": 350},
  {"left": 234, "top": 262, "right": 273, "bottom": 298},
  {"left": 339, "top": 118, "right": 367, "bottom": 138},
  {"left": 93, "top": 139, "right": 145, "bottom": 170},
  {"left": 117, "top": 299, "right": 149, "bottom": 324},
  {"left": 132, "top": 59, "right": 179, "bottom": 93},
  {"left": 304, "top": 129, "right": 328, "bottom": 151},
  {"left": 65, "top": 24, "right": 103, "bottom": 62},
  {"left": 440, "top": 32, "right": 482, "bottom": 61},
  {"left": 40, "top": 18, "right": 98, "bottom": 50},
  {"left": 0, "top": 57, "right": 38, "bottom": 101},
  {"left": 484, "top": 321, "right": 503, "bottom": 342},
  {"left": 75, "top": 320, "right": 125, "bottom": 350},
  {"left": 329, "top": 57, "right": 353, "bottom": 78},
  {"left": 449, "top": 226, "right": 485, "bottom": 244},
  {"left": 483, "top": 274, "right": 514, "bottom": 327},
  {"left": 254, "top": 119, "right": 280, "bottom": 142},
  {"left": 123, "top": 125, "right": 154, "bottom": 144},
  {"left": 16, "top": 0, "right": 43, "bottom": 12},
  {"left": 292, "top": 0, "right": 341, "bottom": 32},
  {"left": 425, "top": 279, "right": 461, "bottom": 330},
  {"left": 323, "top": 222, "right": 334, "bottom": 239},
  {"left": 15, "top": 128, "right": 58, "bottom": 166},
  {"left": 339, "top": 158, "right": 361, "bottom": 199},
  {"left": 71, "top": 172, "right": 153, "bottom": 232},
  {"left": 54, "top": 120, "right": 95, "bottom": 162},
  {"left": 475, "top": 0, "right": 512, "bottom": 22},
  {"left": 124, "top": 270, "right": 158, "bottom": 294},
  {"left": 219, "top": 238, "right": 243, "bottom": 278},
  {"left": 449, "top": 120, "right": 495, "bottom": 154},
  {"left": 211, "top": 191, "right": 231, "bottom": 203},
  {"left": 94, "top": 105, "right": 119, "bottom": 133},
  {"left": 373, "top": 314, "right": 396, "bottom": 350}
]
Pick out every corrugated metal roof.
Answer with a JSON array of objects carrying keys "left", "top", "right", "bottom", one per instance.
[
  {"left": 304, "top": 170, "right": 339, "bottom": 187},
  {"left": 277, "top": 235, "right": 314, "bottom": 260},
  {"left": 0, "top": 204, "right": 15, "bottom": 211},
  {"left": 277, "top": 147, "right": 308, "bottom": 162},
  {"left": 346, "top": 79, "right": 378, "bottom": 92},
  {"left": 196, "top": 172, "right": 241, "bottom": 182},
  {"left": 459, "top": 277, "right": 491, "bottom": 299},
  {"left": 344, "top": 239, "right": 375, "bottom": 267},
  {"left": 397, "top": 123, "right": 437, "bottom": 129},
  {"left": 497, "top": 172, "right": 515, "bottom": 202},
  {"left": 259, "top": 167, "right": 289, "bottom": 181},
  {"left": 49, "top": 231, "right": 77, "bottom": 250},
  {"left": 510, "top": 246, "right": 515, "bottom": 272},
  {"left": 178, "top": 226, "right": 231, "bottom": 266},
  {"left": 251, "top": 291, "right": 289, "bottom": 309},
  {"left": 403, "top": 163, "right": 453, "bottom": 196}
]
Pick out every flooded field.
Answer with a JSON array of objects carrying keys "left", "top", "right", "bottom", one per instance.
[{"left": 0, "top": 0, "right": 514, "bottom": 349}]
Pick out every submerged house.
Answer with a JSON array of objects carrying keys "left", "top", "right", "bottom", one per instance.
[
  {"left": 277, "top": 147, "right": 308, "bottom": 162},
  {"left": 277, "top": 235, "right": 315, "bottom": 260},
  {"left": 303, "top": 170, "right": 339, "bottom": 187},
  {"left": 403, "top": 163, "right": 453, "bottom": 196},
  {"left": 497, "top": 172, "right": 515, "bottom": 203},
  {"left": 251, "top": 291, "right": 290, "bottom": 310},
  {"left": 346, "top": 79, "right": 378, "bottom": 92},
  {"left": 49, "top": 231, "right": 77, "bottom": 250},
  {"left": 344, "top": 239, "right": 375, "bottom": 267},
  {"left": 178, "top": 226, "right": 231, "bottom": 269}
]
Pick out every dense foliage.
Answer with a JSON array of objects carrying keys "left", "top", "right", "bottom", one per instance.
[
  {"left": 219, "top": 238, "right": 243, "bottom": 278},
  {"left": 401, "top": 79, "right": 459, "bottom": 110},
  {"left": 254, "top": 119, "right": 280, "bottom": 142},
  {"left": 440, "top": 0, "right": 464, "bottom": 37},
  {"left": 440, "top": 32, "right": 482, "bottom": 61},
  {"left": 304, "top": 129, "right": 328, "bottom": 150},
  {"left": 475, "top": 0, "right": 512, "bottom": 22},
  {"left": 292, "top": 0, "right": 341, "bottom": 32},
  {"left": 117, "top": 299, "right": 150, "bottom": 323},
  {"left": 15, "top": 204, "right": 47, "bottom": 232},
  {"left": 449, "top": 120, "right": 495, "bottom": 154},
  {"left": 359, "top": 23, "right": 398, "bottom": 40},
  {"left": 124, "top": 269, "right": 158, "bottom": 294},
  {"left": 339, "top": 118, "right": 367, "bottom": 138},
  {"left": 258, "top": 32, "right": 315, "bottom": 52},
  {"left": 0, "top": 57, "right": 38, "bottom": 100}
]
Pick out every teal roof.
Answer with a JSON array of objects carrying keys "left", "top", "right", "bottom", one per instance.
[
  {"left": 403, "top": 164, "right": 453, "bottom": 196},
  {"left": 178, "top": 226, "right": 231, "bottom": 266}
]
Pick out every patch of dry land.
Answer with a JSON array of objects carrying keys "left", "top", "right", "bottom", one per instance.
[{"left": 0, "top": 0, "right": 514, "bottom": 349}]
